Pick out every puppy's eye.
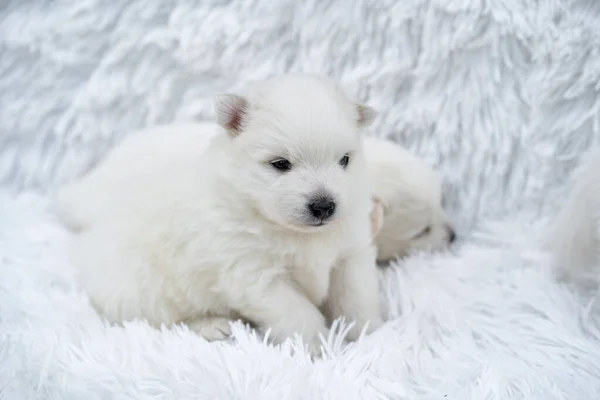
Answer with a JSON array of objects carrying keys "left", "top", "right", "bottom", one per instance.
[
  {"left": 415, "top": 225, "right": 431, "bottom": 239},
  {"left": 339, "top": 154, "right": 350, "bottom": 168},
  {"left": 270, "top": 159, "right": 292, "bottom": 172}
]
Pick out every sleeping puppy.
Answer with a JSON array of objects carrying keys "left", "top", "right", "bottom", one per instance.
[
  {"left": 55, "top": 74, "right": 383, "bottom": 356},
  {"left": 365, "top": 136, "right": 456, "bottom": 262}
]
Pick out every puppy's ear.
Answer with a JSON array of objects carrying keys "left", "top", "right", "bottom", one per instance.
[
  {"left": 214, "top": 94, "right": 250, "bottom": 137},
  {"left": 356, "top": 104, "right": 378, "bottom": 128},
  {"left": 370, "top": 196, "right": 386, "bottom": 237}
]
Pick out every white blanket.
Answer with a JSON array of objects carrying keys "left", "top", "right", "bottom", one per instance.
[{"left": 1, "top": 0, "right": 600, "bottom": 398}]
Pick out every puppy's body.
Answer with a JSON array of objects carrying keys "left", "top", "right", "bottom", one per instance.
[
  {"left": 364, "top": 137, "right": 455, "bottom": 261},
  {"left": 55, "top": 123, "right": 217, "bottom": 232},
  {"left": 57, "top": 75, "right": 382, "bottom": 353}
]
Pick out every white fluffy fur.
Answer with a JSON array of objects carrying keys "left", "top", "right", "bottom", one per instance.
[
  {"left": 55, "top": 74, "right": 383, "bottom": 355},
  {"left": 3, "top": 184, "right": 600, "bottom": 399},
  {"left": 544, "top": 147, "right": 600, "bottom": 288},
  {"left": 3, "top": 0, "right": 600, "bottom": 396},
  {"left": 56, "top": 125, "right": 452, "bottom": 261},
  {"left": 364, "top": 137, "right": 455, "bottom": 261}
]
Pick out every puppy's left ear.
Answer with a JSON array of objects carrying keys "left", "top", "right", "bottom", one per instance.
[
  {"left": 214, "top": 93, "right": 250, "bottom": 137},
  {"left": 356, "top": 104, "right": 378, "bottom": 128}
]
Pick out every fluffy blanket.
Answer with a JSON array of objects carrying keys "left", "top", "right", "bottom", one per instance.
[{"left": 1, "top": 0, "right": 600, "bottom": 398}]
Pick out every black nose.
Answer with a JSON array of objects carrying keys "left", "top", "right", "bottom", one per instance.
[
  {"left": 308, "top": 197, "right": 336, "bottom": 220},
  {"left": 448, "top": 227, "right": 457, "bottom": 244}
]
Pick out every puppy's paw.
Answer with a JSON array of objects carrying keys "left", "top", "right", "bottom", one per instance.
[
  {"left": 188, "top": 316, "right": 233, "bottom": 341},
  {"left": 305, "top": 342, "right": 324, "bottom": 358},
  {"left": 364, "top": 315, "right": 384, "bottom": 334},
  {"left": 303, "top": 327, "right": 331, "bottom": 358},
  {"left": 345, "top": 316, "right": 384, "bottom": 342}
]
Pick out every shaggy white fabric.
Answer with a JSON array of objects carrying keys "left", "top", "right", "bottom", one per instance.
[{"left": 2, "top": 0, "right": 600, "bottom": 399}]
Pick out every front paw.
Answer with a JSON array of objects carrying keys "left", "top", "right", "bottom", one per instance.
[
  {"left": 304, "top": 329, "right": 329, "bottom": 358},
  {"left": 305, "top": 341, "right": 324, "bottom": 358},
  {"left": 188, "top": 316, "right": 233, "bottom": 341},
  {"left": 345, "top": 316, "right": 383, "bottom": 341}
]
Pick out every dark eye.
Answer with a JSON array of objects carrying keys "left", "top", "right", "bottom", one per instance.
[
  {"left": 270, "top": 159, "right": 292, "bottom": 172},
  {"left": 415, "top": 225, "right": 432, "bottom": 238},
  {"left": 339, "top": 154, "right": 350, "bottom": 168}
]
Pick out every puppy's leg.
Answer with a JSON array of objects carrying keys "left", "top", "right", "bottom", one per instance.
[
  {"left": 323, "top": 245, "right": 383, "bottom": 341},
  {"left": 186, "top": 316, "right": 234, "bottom": 341},
  {"left": 232, "top": 279, "right": 329, "bottom": 356}
]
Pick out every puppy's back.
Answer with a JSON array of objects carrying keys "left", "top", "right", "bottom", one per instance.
[
  {"left": 364, "top": 136, "right": 441, "bottom": 205},
  {"left": 54, "top": 123, "right": 219, "bottom": 232}
]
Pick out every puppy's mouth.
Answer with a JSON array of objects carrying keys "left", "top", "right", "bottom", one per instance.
[
  {"left": 306, "top": 220, "right": 327, "bottom": 227},
  {"left": 302, "top": 214, "right": 341, "bottom": 229},
  {"left": 292, "top": 216, "right": 336, "bottom": 231}
]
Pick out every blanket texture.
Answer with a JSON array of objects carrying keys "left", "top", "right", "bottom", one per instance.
[{"left": 1, "top": 0, "right": 600, "bottom": 399}]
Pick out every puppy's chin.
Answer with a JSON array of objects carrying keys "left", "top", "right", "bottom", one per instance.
[{"left": 375, "top": 252, "right": 406, "bottom": 265}]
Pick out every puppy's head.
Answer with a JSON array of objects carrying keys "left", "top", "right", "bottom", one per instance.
[
  {"left": 373, "top": 191, "right": 455, "bottom": 262},
  {"left": 365, "top": 137, "right": 455, "bottom": 262},
  {"left": 214, "top": 74, "right": 376, "bottom": 232}
]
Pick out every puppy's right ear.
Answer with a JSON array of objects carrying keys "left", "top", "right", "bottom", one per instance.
[
  {"left": 356, "top": 104, "right": 378, "bottom": 128},
  {"left": 214, "top": 94, "right": 249, "bottom": 137},
  {"left": 370, "top": 196, "right": 386, "bottom": 237}
]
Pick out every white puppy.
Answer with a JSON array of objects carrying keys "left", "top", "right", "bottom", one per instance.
[
  {"left": 364, "top": 137, "right": 455, "bottom": 262},
  {"left": 57, "top": 132, "right": 453, "bottom": 262},
  {"left": 56, "top": 74, "right": 383, "bottom": 355},
  {"left": 543, "top": 147, "right": 600, "bottom": 288}
]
